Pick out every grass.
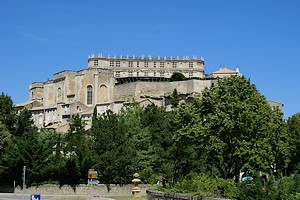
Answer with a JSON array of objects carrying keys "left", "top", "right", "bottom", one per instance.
[
  {"left": 54, "top": 195, "right": 147, "bottom": 200},
  {"left": 107, "top": 196, "right": 146, "bottom": 200}
]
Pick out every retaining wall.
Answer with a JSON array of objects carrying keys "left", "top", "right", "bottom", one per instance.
[{"left": 10, "top": 184, "right": 150, "bottom": 196}]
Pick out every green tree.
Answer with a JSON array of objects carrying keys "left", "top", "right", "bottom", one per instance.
[
  {"left": 169, "top": 101, "right": 207, "bottom": 183},
  {"left": 62, "top": 115, "right": 92, "bottom": 184},
  {"left": 170, "top": 72, "right": 186, "bottom": 81},
  {"left": 200, "top": 76, "right": 283, "bottom": 180},
  {"left": 171, "top": 89, "right": 180, "bottom": 108},
  {"left": 0, "top": 109, "right": 40, "bottom": 186},
  {"left": 90, "top": 110, "right": 136, "bottom": 190},
  {"left": 287, "top": 112, "right": 300, "bottom": 174},
  {"left": 139, "top": 104, "right": 173, "bottom": 184},
  {"left": 0, "top": 93, "right": 16, "bottom": 133}
]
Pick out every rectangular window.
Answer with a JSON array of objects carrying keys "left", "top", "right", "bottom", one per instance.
[
  {"left": 94, "top": 60, "right": 98, "bottom": 66},
  {"left": 172, "top": 62, "right": 177, "bottom": 68},
  {"left": 160, "top": 62, "right": 164, "bottom": 68},
  {"left": 144, "top": 71, "right": 148, "bottom": 76},
  {"left": 129, "top": 71, "right": 133, "bottom": 77},
  {"left": 129, "top": 61, "right": 133, "bottom": 67},
  {"left": 153, "top": 62, "right": 156, "bottom": 68},
  {"left": 115, "top": 71, "right": 120, "bottom": 77},
  {"left": 110, "top": 61, "right": 114, "bottom": 67},
  {"left": 160, "top": 71, "right": 164, "bottom": 77},
  {"left": 153, "top": 71, "right": 156, "bottom": 77},
  {"left": 144, "top": 61, "right": 148, "bottom": 68},
  {"left": 189, "top": 62, "right": 193, "bottom": 68},
  {"left": 137, "top": 72, "right": 139, "bottom": 77},
  {"left": 116, "top": 61, "right": 120, "bottom": 67},
  {"left": 137, "top": 61, "right": 139, "bottom": 67},
  {"left": 189, "top": 71, "right": 193, "bottom": 78}
]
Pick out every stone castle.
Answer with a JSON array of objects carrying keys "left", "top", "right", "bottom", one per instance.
[{"left": 17, "top": 54, "right": 281, "bottom": 132}]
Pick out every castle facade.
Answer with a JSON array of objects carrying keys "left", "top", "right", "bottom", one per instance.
[{"left": 18, "top": 55, "right": 281, "bottom": 132}]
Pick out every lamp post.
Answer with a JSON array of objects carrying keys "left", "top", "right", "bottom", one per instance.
[{"left": 22, "top": 166, "right": 26, "bottom": 200}]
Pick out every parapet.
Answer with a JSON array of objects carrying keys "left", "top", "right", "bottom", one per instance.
[{"left": 30, "top": 82, "right": 44, "bottom": 90}]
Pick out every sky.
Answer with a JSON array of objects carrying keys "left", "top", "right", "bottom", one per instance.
[{"left": 0, "top": 0, "right": 299, "bottom": 119}]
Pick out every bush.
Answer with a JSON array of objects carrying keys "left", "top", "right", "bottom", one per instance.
[{"left": 172, "top": 175, "right": 236, "bottom": 198}]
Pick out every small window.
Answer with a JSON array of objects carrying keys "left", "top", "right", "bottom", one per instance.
[
  {"left": 129, "top": 61, "right": 133, "bottom": 67},
  {"left": 58, "top": 87, "right": 62, "bottom": 97},
  {"left": 160, "top": 62, "right": 164, "bottom": 68},
  {"left": 172, "top": 62, "right": 177, "bottom": 68},
  {"left": 87, "top": 86, "right": 93, "bottom": 105},
  {"left": 110, "top": 61, "right": 114, "bottom": 67},
  {"left": 116, "top": 61, "right": 120, "bottom": 67},
  {"left": 189, "top": 62, "right": 193, "bottom": 68}
]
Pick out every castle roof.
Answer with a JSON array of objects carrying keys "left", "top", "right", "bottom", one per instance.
[{"left": 213, "top": 67, "right": 237, "bottom": 74}]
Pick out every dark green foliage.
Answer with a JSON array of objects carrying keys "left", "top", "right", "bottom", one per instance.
[
  {"left": 171, "top": 89, "right": 180, "bottom": 108},
  {"left": 63, "top": 115, "right": 92, "bottom": 184},
  {"left": 0, "top": 93, "right": 16, "bottom": 133},
  {"left": 287, "top": 113, "right": 300, "bottom": 174},
  {"left": 90, "top": 110, "right": 136, "bottom": 185},
  {"left": 170, "top": 72, "right": 186, "bottom": 81}
]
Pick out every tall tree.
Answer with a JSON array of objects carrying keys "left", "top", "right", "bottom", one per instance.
[
  {"left": 0, "top": 93, "right": 16, "bottom": 133},
  {"left": 287, "top": 112, "right": 300, "bottom": 174},
  {"left": 169, "top": 101, "right": 207, "bottom": 183},
  {"left": 62, "top": 115, "right": 92, "bottom": 184},
  {"left": 90, "top": 110, "right": 136, "bottom": 190},
  {"left": 200, "top": 76, "right": 283, "bottom": 180}
]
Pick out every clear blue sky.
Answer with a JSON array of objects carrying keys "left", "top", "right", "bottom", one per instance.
[{"left": 0, "top": 0, "right": 299, "bottom": 119}]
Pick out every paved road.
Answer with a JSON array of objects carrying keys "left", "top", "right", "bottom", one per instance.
[{"left": 0, "top": 193, "right": 115, "bottom": 200}]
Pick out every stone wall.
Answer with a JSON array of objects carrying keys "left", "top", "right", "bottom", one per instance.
[{"left": 13, "top": 184, "right": 149, "bottom": 196}]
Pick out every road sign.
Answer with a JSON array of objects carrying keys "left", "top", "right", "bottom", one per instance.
[
  {"left": 88, "top": 169, "right": 99, "bottom": 185},
  {"left": 30, "top": 194, "right": 41, "bottom": 200}
]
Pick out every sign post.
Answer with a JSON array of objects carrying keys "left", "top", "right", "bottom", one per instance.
[
  {"left": 87, "top": 169, "right": 99, "bottom": 200},
  {"left": 88, "top": 169, "right": 99, "bottom": 185}
]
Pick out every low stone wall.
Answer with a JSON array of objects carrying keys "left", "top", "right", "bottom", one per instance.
[
  {"left": 146, "top": 189, "right": 230, "bottom": 200},
  {"left": 13, "top": 184, "right": 149, "bottom": 196}
]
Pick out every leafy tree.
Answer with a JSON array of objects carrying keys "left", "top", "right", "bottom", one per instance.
[
  {"left": 139, "top": 104, "right": 174, "bottom": 184},
  {"left": 90, "top": 110, "right": 136, "bottom": 190},
  {"left": 287, "top": 113, "right": 300, "bottom": 174},
  {"left": 0, "top": 93, "right": 16, "bottom": 133},
  {"left": 171, "top": 89, "right": 180, "bottom": 108},
  {"left": 37, "top": 129, "right": 66, "bottom": 184},
  {"left": 199, "top": 76, "right": 283, "bottom": 180},
  {"left": 62, "top": 115, "right": 92, "bottom": 184},
  {"left": 170, "top": 72, "right": 186, "bottom": 81},
  {"left": 0, "top": 109, "right": 40, "bottom": 186},
  {"left": 169, "top": 101, "right": 207, "bottom": 183},
  {"left": 0, "top": 122, "right": 12, "bottom": 175}
]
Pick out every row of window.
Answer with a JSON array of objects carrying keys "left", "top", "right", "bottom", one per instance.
[
  {"left": 96, "top": 60, "right": 194, "bottom": 68},
  {"left": 115, "top": 71, "right": 194, "bottom": 77}
]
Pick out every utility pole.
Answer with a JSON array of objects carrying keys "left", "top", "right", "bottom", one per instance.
[{"left": 22, "top": 166, "right": 26, "bottom": 200}]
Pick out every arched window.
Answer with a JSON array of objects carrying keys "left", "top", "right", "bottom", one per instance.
[
  {"left": 58, "top": 87, "right": 62, "bottom": 97},
  {"left": 87, "top": 85, "right": 93, "bottom": 105}
]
